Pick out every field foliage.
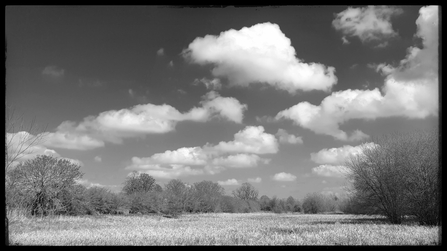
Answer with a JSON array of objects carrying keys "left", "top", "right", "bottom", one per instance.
[{"left": 9, "top": 213, "right": 439, "bottom": 245}]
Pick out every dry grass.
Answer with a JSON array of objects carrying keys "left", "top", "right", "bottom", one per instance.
[{"left": 9, "top": 213, "right": 439, "bottom": 245}]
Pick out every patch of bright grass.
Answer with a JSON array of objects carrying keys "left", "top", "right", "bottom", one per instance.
[{"left": 9, "top": 213, "right": 439, "bottom": 245}]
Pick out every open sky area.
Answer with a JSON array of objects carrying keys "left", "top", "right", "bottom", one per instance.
[{"left": 5, "top": 5, "right": 439, "bottom": 199}]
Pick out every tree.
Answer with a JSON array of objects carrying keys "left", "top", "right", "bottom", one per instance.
[
  {"left": 164, "top": 179, "right": 187, "bottom": 217},
  {"left": 232, "top": 182, "right": 259, "bottom": 201},
  {"left": 193, "top": 181, "right": 225, "bottom": 213},
  {"left": 5, "top": 104, "right": 47, "bottom": 245},
  {"left": 7, "top": 155, "right": 84, "bottom": 216},
  {"left": 285, "top": 196, "right": 297, "bottom": 212},
  {"left": 302, "top": 193, "right": 326, "bottom": 214},
  {"left": 259, "top": 195, "right": 271, "bottom": 211},
  {"left": 345, "top": 128, "right": 439, "bottom": 225},
  {"left": 122, "top": 171, "right": 156, "bottom": 195}
]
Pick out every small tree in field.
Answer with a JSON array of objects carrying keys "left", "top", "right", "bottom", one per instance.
[{"left": 7, "top": 155, "right": 84, "bottom": 216}]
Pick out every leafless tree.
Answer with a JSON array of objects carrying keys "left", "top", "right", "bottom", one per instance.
[
  {"left": 6, "top": 104, "right": 47, "bottom": 172},
  {"left": 8, "top": 155, "right": 84, "bottom": 216},
  {"left": 232, "top": 182, "right": 259, "bottom": 201},
  {"left": 345, "top": 128, "right": 439, "bottom": 225}
]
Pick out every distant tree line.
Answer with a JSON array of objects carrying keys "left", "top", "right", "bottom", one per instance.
[{"left": 5, "top": 126, "right": 439, "bottom": 227}]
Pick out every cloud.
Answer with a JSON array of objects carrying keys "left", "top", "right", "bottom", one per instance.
[
  {"left": 94, "top": 156, "right": 102, "bottom": 162},
  {"left": 272, "top": 172, "right": 297, "bottom": 182},
  {"left": 276, "top": 129, "right": 303, "bottom": 144},
  {"left": 41, "top": 131, "right": 105, "bottom": 150},
  {"left": 310, "top": 142, "right": 377, "bottom": 165},
  {"left": 247, "top": 177, "right": 262, "bottom": 183},
  {"left": 183, "top": 22, "right": 337, "bottom": 94},
  {"left": 192, "top": 78, "right": 222, "bottom": 90},
  {"left": 200, "top": 91, "right": 247, "bottom": 123},
  {"left": 52, "top": 91, "right": 247, "bottom": 145},
  {"left": 6, "top": 131, "right": 61, "bottom": 166},
  {"left": 78, "top": 78, "right": 105, "bottom": 88},
  {"left": 157, "top": 48, "right": 164, "bottom": 56},
  {"left": 6, "top": 131, "right": 85, "bottom": 168},
  {"left": 42, "top": 65, "right": 65, "bottom": 78},
  {"left": 209, "top": 125, "right": 278, "bottom": 154},
  {"left": 341, "top": 36, "right": 350, "bottom": 44},
  {"left": 312, "top": 164, "right": 350, "bottom": 178},
  {"left": 218, "top": 179, "right": 239, "bottom": 186},
  {"left": 332, "top": 6, "right": 403, "bottom": 46},
  {"left": 125, "top": 125, "right": 277, "bottom": 176},
  {"left": 169, "top": 61, "right": 174, "bottom": 67},
  {"left": 144, "top": 147, "right": 208, "bottom": 166},
  {"left": 212, "top": 153, "right": 270, "bottom": 168},
  {"left": 276, "top": 6, "right": 438, "bottom": 145},
  {"left": 126, "top": 160, "right": 204, "bottom": 179}
]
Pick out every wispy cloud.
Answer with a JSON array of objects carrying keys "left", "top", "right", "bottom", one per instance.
[{"left": 42, "top": 65, "right": 65, "bottom": 78}]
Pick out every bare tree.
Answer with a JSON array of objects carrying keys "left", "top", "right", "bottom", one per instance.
[
  {"left": 5, "top": 104, "right": 47, "bottom": 245},
  {"left": 8, "top": 155, "right": 84, "bottom": 216},
  {"left": 5, "top": 104, "right": 47, "bottom": 172},
  {"left": 232, "top": 182, "right": 259, "bottom": 201},
  {"left": 345, "top": 128, "right": 439, "bottom": 225}
]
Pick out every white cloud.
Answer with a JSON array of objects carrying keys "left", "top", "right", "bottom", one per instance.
[
  {"left": 247, "top": 177, "right": 262, "bottom": 183},
  {"left": 42, "top": 65, "right": 65, "bottom": 78},
  {"left": 310, "top": 142, "right": 376, "bottom": 165},
  {"left": 94, "top": 156, "right": 102, "bottom": 162},
  {"left": 41, "top": 131, "right": 105, "bottom": 150},
  {"left": 312, "top": 164, "right": 350, "bottom": 178},
  {"left": 272, "top": 172, "right": 297, "bottom": 182},
  {"left": 212, "top": 153, "right": 269, "bottom": 168},
  {"left": 51, "top": 91, "right": 247, "bottom": 145},
  {"left": 169, "top": 61, "right": 174, "bottom": 67},
  {"left": 218, "top": 179, "right": 239, "bottom": 186},
  {"left": 157, "top": 48, "right": 164, "bottom": 56},
  {"left": 200, "top": 91, "right": 247, "bottom": 124},
  {"left": 276, "top": 129, "right": 303, "bottom": 144},
  {"left": 341, "top": 36, "right": 350, "bottom": 44},
  {"left": 332, "top": 6, "right": 403, "bottom": 45},
  {"left": 75, "top": 179, "right": 105, "bottom": 188},
  {"left": 6, "top": 131, "right": 61, "bottom": 166},
  {"left": 145, "top": 147, "right": 208, "bottom": 166},
  {"left": 209, "top": 125, "right": 278, "bottom": 154},
  {"left": 192, "top": 78, "right": 222, "bottom": 90},
  {"left": 183, "top": 22, "right": 337, "bottom": 94},
  {"left": 125, "top": 160, "right": 204, "bottom": 179}
]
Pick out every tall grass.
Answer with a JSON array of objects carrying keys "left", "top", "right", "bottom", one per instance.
[{"left": 9, "top": 213, "right": 439, "bottom": 245}]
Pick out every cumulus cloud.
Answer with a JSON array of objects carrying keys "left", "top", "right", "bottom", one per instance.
[
  {"left": 212, "top": 154, "right": 270, "bottom": 168},
  {"left": 276, "top": 6, "right": 438, "bottom": 141},
  {"left": 332, "top": 6, "right": 403, "bottom": 46},
  {"left": 126, "top": 125, "right": 277, "bottom": 177},
  {"left": 200, "top": 91, "right": 247, "bottom": 123},
  {"left": 209, "top": 126, "right": 278, "bottom": 154},
  {"left": 183, "top": 22, "right": 337, "bottom": 94},
  {"left": 144, "top": 147, "right": 208, "bottom": 166},
  {"left": 125, "top": 160, "right": 204, "bottom": 179},
  {"left": 247, "top": 177, "right": 262, "bottom": 183},
  {"left": 41, "top": 131, "right": 105, "bottom": 150},
  {"left": 49, "top": 91, "right": 247, "bottom": 145},
  {"left": 6, "top": 131, "right": 61, "bottom": 165},
  {"left": 42, "top": 65, "right": 65, "bottom": 78},
  {"left": 312, "top": 164, "right": 350, "bottom": 178},
  {"left": 75, "top": 178, "right": 105, "bottom": 188},
  {"left": 218, "top": 179, "right": 240, "bottom": 186},
  {"left": 276, "top": 129, "right": 303, "bottom": 144},
  {"left": 272, "top": 172, "right": 297, "bottom": 182},
  {"left": 310, "top": 142, "right": 377, "bottom": 165}
]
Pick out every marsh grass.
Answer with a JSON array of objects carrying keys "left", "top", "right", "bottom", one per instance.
[{"left": 9, "top": 213, "right": 439, "bottom": 245}]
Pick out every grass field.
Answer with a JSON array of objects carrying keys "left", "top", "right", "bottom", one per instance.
[{"left": 9, "top": 213, "right": 439, "bottom": 245}]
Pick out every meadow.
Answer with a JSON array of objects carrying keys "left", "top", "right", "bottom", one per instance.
[{"left": 8, "top": 212, "right": 439, "bottom": 246}]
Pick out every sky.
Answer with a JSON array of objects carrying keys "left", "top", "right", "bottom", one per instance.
[{"left": 5, "top": 5, "right": 439, "bottom": 200}]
